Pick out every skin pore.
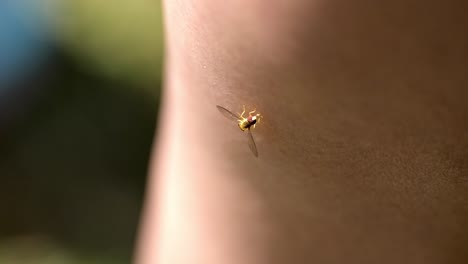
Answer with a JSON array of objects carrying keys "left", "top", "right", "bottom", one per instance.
[{"left": 136, "top": 0, "right": 468, "bottom": 263}]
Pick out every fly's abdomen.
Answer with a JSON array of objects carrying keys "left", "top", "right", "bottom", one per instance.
[{"left": 238, "top": 119, "right": 250, "bottom": 131}]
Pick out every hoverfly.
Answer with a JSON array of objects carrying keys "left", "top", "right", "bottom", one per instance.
[{"left": 216, "top": 105, "right": 262, "bottom": 157}]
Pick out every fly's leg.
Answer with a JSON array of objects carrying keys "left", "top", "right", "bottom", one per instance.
[
  {"left": 248, "top": 108, "right": 256, "bottom": 116},
  {"left": 238, "top": 105, "right": 246, "bottom": 119}
]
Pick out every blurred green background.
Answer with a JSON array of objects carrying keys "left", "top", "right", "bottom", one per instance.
[{"left": 0, "top": 1, "right": 163, "bottom": 263}]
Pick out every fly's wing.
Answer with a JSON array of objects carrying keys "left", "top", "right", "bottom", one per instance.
[
  {"left": 216, "top": 105, "right": 239, "bottom": 122},
  {"left": 247, "top": 128, "right": 259, "bottom": 157}
]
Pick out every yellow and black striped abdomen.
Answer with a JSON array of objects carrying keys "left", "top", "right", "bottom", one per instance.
[{"left": 238, "top": 116, "right": 257, "bottom": 131}]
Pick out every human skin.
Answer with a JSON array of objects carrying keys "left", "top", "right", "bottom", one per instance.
[{"left": 136, "top": 0, "right": 468, "bottom": 263}]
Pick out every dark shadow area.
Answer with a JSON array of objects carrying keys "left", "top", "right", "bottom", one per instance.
[{"left": 0, "top": 47, "right": 159, "bottom": 262}]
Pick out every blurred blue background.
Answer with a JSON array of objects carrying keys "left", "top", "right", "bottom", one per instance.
[{"left": 0, "top": 1, "right": 163, "bottom": 263}]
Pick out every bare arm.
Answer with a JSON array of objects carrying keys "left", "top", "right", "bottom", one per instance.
[{"left": 136, "top": 0, "right": 468, "bottom": 263}]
